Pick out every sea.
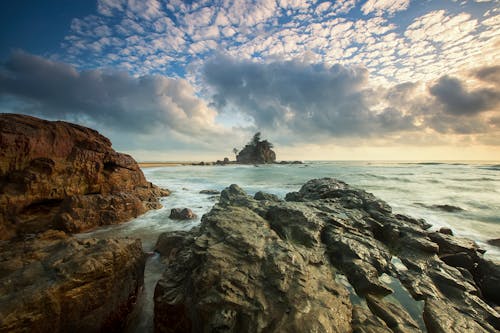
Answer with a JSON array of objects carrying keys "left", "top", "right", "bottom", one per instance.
[{"left": 79, "top": 161, "right": 500, "bottom": 332}]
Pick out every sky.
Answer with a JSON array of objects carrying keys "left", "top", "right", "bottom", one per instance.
[{"left": 0, "top": 0, "right": 499, "bottom": 161}]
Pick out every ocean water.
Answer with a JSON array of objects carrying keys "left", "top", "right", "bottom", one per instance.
[{"left": 80, "top": 161, "right": 500, "bottom": 332}]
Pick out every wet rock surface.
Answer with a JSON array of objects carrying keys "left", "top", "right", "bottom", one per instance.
[
  {"left": 154, "top": 178, "right": 499, "bottom": 332},
  {"left": 169, "top": 208, "right": 197, "bottom": 220},
  {"left": 0, "top": 230, "right": 145, "bottom": 332},
  {"left": 0, "top": 114, "right": 169, "bottom": 240}
]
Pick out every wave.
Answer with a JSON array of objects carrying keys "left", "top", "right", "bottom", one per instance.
[
  {"left": 449, "top": 177, "right": 496, "bottom": 182},
  {"left": 479, "top": 165, "right": 500, "bottom": 171},
  {"left": 363, "top": 174, "right": 413, "bottom": 183}
]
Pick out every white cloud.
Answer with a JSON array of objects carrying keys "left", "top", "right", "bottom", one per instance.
[{"left": 361, "top": 0, "right": 410, "bottom": 16}]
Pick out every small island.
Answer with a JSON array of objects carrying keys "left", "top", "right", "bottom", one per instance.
[
  {"left": 236, "top": 132, "right": 276, "bottom": 164},
  {"left": 194, "top": 132, "right": 302, "bottom": 166}
]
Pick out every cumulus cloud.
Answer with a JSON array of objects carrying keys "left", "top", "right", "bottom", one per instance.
[
  {"left": 1, "top": 51, "right": 499, "bottom": 155},
  {"left": 0, "top": 51, "right": 231, "bottom": 149},
  {"left": 203, "top": 56, "right": 417, "bottom": 141},
  {"left": 429, "top": 75, "right": 500, "bottom": 116}
]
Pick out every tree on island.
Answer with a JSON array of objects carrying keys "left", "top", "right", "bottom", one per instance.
[
  {"left": 236, "top": 132, "right": 276, "bottom": 164},
  {"left": 232, "top": 148, "right": 238, "bottom": 159},
  {"left": 250, "top": 132, "right": 261, "bottom": 146}
]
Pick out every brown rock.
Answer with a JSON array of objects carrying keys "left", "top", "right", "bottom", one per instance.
[
  {"left": 0, "top": 232, "right": 145, "bottom": 332},
  {"left": 0, "top": 114, "right": 169, "bottom": 239},
  {"left": 439, "top": 227, "right": 453, "bottom": 236},
  {"left": 169, "top": 208, "right": 197, "bottom": 220}
]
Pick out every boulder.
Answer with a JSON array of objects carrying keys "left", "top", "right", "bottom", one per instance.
[
  {"left": 0, "top": 114, "right": 169, "bottom": 240},
  {"left": 154, "top": 178, "right": 499, "bottom": 332},
  {"left": 169, "top": 208, "right": 197, "bottom": 220},
  {"left": 253, "top": 191, "right": 281, "bottom": 202},
  {"left": 439, "top": 227, "right": 454, "bottom": 236},
  {"left": 0, "top": 230, "right": 145, "bottom": 332}
]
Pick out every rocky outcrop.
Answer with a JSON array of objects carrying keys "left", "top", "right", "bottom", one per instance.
[
  {"left": 154, "top": 178, "right": 499, "bottom": 332},
  {"left": 236, "top": 133, "right": 276, "bottom": 164},
  {"left": 0, "top": 230, "right": 145, "bottom": 332},
  {"left": 0, "top": 114, "right": 169, "bottom": 240},
  {"left": 169, "top": 208, "right": 197, "bottom": 220}
]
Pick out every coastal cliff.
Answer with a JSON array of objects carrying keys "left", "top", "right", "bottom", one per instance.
[
  {"left": 0, "top": 114, "right": 169, "bottom": 332},
  {"left": 154, "top": 178, "right": 500, "bottom": 332},
  {"left": 0, "top": 114, "right": 169, "bottom": 240}
]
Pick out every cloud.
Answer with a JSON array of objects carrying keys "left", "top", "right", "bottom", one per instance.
[
  {"left": 203, "top": 56, "right": 417, "bottom": 141},
  {"left": 203, "top": 56, "right": 500, "bottom": 143},
  {"left": 361, "top": 0, "right": 411, "bottom": 16},
  {"left": 429, "top": 75, "right": 500, "bottom": 116},
  {"left": 475, "top": 65, "right": 500, "bottom": 84},
  {"left": 0, "top": 51, "right": 231, "bottom": 149}
]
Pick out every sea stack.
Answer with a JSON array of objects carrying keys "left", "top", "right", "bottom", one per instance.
[{"left": 236, "top": 132, "right": 276, "bottom": 164}]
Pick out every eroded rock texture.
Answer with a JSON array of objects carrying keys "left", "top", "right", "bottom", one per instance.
[
  {"left": 154, "top": 178, "right": 500, "bottom": 333},
  {"left": 0, "top": 230, "right": 145, "bottom": 332},
  {"left": 0, "top": 114, "right": 169, "bottom": 239}
]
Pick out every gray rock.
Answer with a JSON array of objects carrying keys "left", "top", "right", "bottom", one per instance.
[
  {"left": 154, "top": 178, "right": 499, "bottom": 333},
  {"left": 200, "top": 189, "right": 221, "bottom": 195},
  {"left": 253, "top": 191, "right": 280, "bottom": 202}
]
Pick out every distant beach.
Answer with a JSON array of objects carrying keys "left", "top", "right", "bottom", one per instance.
[{"left": 139, "top": 161, "right": 192, "bottom": 168}]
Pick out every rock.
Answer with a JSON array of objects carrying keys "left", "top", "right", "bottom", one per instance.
[
  {"left": 474, "top": 258, "right": 500, "bottom": 305},
  {"left": 199, "top": 189, "right": 221, "bottom": 195},
  {"left": 253, "top": 191, "right": 280, "bottom": 202},
  {"left": 0, "top": 231, "right": 145, "bottom": 332},
  {"left": 154, "top": 203, "right": 352, "bottom": 332},
  {"left": 487, "top": 238, "right": 500, "bottom": 247},
  {"left": 0, "top": 114, "right": 169, "bottom": 240},
  {"left": 236, "top": 132, "right": 276, "bottom": 164},
  {"left": 428, "top": 232, "right": 485, "bottom": 256},
  {"left": 352, "top": 305, "right": 391, "bottom": 333},
  {"left": 439, "top": 227, "right": 454, "bottom": 235},
  {"left": 154, "top": 178, "right": 499, "bottom": 332},
  {"left": 277, "top": 160, "right": 303, "bottom": 164},
  {"left": 440, "top": 252, "right": 476, "bottom": 271},
  {"left": 154, "top": 230, "right": 193, "bottom": 257},
  {"left": 365, "top": 295, "right": 421, "bottom": 332},
  {"left": 423, "top": 297, "right": 490, "bottom": 333},
  {"left": 432, "top": 204, "right": 464, "bottom": 213},
  {"left": 169, "top": 208, "right": 197, "bottom": 220}
]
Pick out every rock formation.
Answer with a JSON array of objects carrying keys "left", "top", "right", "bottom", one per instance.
[
  {"left": 236, "top": 132, "right": 276, "bottom": 164},
  {"left": 0, "top": 230, "right": 145, "bottom": 332},
  {"left": 154, "top": 178, "right": 500, "bottom": 332},
  {"left": 169, "top": 208, "right": 197, "bottom": 220},
  {"left": 0, "top": 114, "right": 169, "bottom": 240}
]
